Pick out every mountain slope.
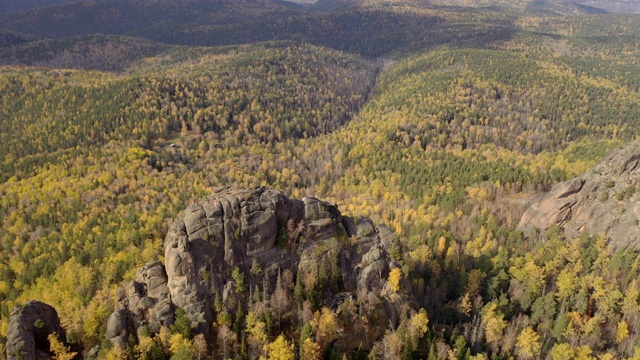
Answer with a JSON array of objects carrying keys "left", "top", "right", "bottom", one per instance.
[
  {"left": 310, "top": 0, "right": 605, "bottom": 14},
  {"left": 579, "top": 0, "right": 640, "bottom": 13},
  {"left": 0, "top": 41, "right": 378, "bottom": 328},
  {"left": 0, "top": 42, "right": 377, "bottom": 180}
]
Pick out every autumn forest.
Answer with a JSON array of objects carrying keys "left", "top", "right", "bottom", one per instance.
[{"left": 3, "top": 0, "right": 640, "bottom": 359}]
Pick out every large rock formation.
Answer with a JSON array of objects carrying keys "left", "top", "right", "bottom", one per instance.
[
  {"left": 106, "top": 186, "right": 404, "bottom": 348},
  {"left": 5, "top": 301, "right": 67, "bottom": 360},
  {"left": 519, "top": 142, "right": 640, "bottom": 247}
]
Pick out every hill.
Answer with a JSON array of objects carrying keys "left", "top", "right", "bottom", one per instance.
[
  {"left": 428, "top": 0, "right": 605, "bottom": 14},
  {"left": 0, "top": 29, "right": 38, "bottom": 48},
  {"left": 318, "top": 31, "right": 640, "bottom": 217},
  {"left": 579, "top": 0, "right": 640, "bottom": 13},
  {"left": 0, "top": 0, "right": 76, "bottom": 15},
  {"left": 0, "top": 0, "right": 298, "bottom": 39},
  {"left": 0, "top": 41, "right": 378, "bottom": 181},
  {"left": 0, "top": 35, "right": 170, "bottom": 71},
  {"left": 0, "top": 1, "right": 517, "bottom": 57},
  {"left": 310, "top": 0, "right": 605, "bottom": 14}
]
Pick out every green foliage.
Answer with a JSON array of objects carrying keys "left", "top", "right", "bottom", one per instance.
[
  {"left": 250, "top": 259, "right": 262, "bottom": 277},
  {"left": 294, "top": 271, "right": 304, "bottom": 305},
  {"left": 33, "top": 318, "right": 49, "bottom": 348},
  {"left": 234, "top": 303, "right": 245, "bottom": 335},
  {"left": 277, "top": 220, "right": 288, "bottom": 249},
  {"left": 0, "top": 34, "right": 169, "bottom": 71},
  {"left": 147, "top": 339, "right": 169, "bottom": 360},
  {"left": 169, "top": 308, "right": 192, "bottom": 340},
  {"left": 232, "top": 267, "right": 245, "bottom": 293},
  {"left": 300, "top": 323, "right": 315, "bottom": 360},
  {"left": 530, "top": 293, "right": 556, "bottom": 325}
]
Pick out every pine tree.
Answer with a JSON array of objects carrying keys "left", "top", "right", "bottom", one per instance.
[
  {"left": 294, "top": 271, "right": 304, "bottom": 305},
  {"left": 170, "top": 308, "right": 193, "bottom": 339},
  {"left": 235, "top": 303, "right": 245, "bottom": 335}
]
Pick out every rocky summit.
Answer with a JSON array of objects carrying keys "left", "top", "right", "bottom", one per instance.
[
  {"left": 105, "top": 186, "right": 406, "bottom": 350},
  {"left": 519, "top": 141, "right": 640, "bottom": 248}
]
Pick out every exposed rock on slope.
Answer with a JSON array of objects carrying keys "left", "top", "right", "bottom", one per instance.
[
  {"left": 519, "top": 142, "right": 640, "bottom": 247},
  {"left": 106, "top": 186, "right": 405, "bottom": 347},
  {"left": 5, "top": 300, "right": 67, "bottom": 360}
]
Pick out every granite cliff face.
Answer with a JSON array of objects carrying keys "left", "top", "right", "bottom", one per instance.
[
  {"left": 106, "top": 186, "right": 405, "bottom": 348},
  {"left": 519, "top": 142, "right": 640, "bottom": 247}
]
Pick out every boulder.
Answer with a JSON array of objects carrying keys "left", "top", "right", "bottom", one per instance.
[{"left": 105, "top": 309, "right": 133, "bottom": 349}]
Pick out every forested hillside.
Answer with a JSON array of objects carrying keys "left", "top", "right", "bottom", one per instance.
[
  {"left": 3, "top": 0, "right": 640, "bottom": 359},
  {"left": 0, "top": 35, "right": 170, "bottom": 71},
  {"left": 0, "top": 41, "right": 379, "bottom": 355},
  {"left": 0, "top": 4, "right": 516, "bottom": 57}
]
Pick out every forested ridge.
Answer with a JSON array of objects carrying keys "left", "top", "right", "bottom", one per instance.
[{"left": 3, "top": 0, "right": 640, "bottom": 359}]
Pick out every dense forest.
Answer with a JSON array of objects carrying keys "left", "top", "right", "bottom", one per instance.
[{"left": 3, "top": 0, "right": 640, "bottom": 359}]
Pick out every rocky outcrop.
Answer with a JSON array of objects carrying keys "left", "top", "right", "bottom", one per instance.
[
  {"left": 5, "top": 301, "right": 67, "bottom": 360},
  {"left": 129, "top": 261, "right": 174, "bottom": 336},
  {"left": 519, "top": 142, "right": 640, "bottom": 247},
  {"left": 106, "top": 186, "right": 404, "bottom": 347}
]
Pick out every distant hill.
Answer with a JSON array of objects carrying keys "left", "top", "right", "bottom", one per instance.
[
  {"left": 0, "top": 0, "right": 517, "bottom": 57},
  {"left": 0, "top": 29, "right": 38, "bottom": 48},
  {"left": 578, "top": 0, "right": 640, "bottom": 13},
  {"left": 0, "top": 35, "right": 170, "bottom": 71},
  {"left": 0, "top": 0, "right": 76, "bottom": 15},
  {"left": 0, "top": 0, "right": 298, "bottom": 38},
  {"left": 280, "top": 0, "right": 317, "bottom": 4},
  {"left": 310, "top": 0, "right": 605, "bottom": 14}
]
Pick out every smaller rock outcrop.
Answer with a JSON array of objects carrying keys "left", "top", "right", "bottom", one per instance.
[
  {"left": 105, "top": 286, "right": 135, "bottom": 350},
  {"left": 6, "top": 301, "right": 67, "bottom": 360},
  {"left": 519, "top": 142, "right": 640, "bottom": 247},
  {"left": 128, "top": 261, "right": 175, "bottom": 336}
]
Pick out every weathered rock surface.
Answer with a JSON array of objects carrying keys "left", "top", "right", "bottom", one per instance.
[
  {"left": 129, "top": 261, "right": 174, "bottom": 336},
  {"left": 519, "top": 142, "right": 640, "bottom": 247},
  {"left": 106, "top": 186, "right": 404, "bottom": 348},
  {"left": 5, "top": 300, "right": 66, "bottom": 360}
]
